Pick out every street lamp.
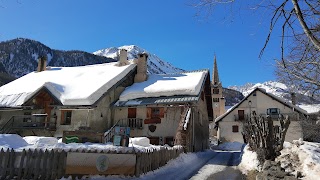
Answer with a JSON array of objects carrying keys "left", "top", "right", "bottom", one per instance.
[{"left": 248, "top": 100, "right": 252, "bottom": 120}]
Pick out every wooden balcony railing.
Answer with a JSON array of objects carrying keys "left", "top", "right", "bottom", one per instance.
[{"left": 0, "top": 114, "right": 56, "bottom": 133}]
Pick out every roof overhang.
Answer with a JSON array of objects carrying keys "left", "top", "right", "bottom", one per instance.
[{"left": 114, "top": 95, "right": 200, "bottom": 107}]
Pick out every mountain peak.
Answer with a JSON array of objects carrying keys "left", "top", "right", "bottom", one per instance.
[
  {"left": 228, "top": 80, "right": 320, "bottom": 105},
  {"left": 93, "top": 45, "right": 184, "bottom": 74}
]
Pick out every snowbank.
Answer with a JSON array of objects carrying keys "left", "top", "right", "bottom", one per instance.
[
  {"left": 129, "top": 137, "right": 150, "bottom": 147},
  {"left": 0, "top": 134, "right": 171, "bottom": 153},
  {"left": 0, "top": 134, "right": 29, "bottom": 150},
  {"left": 238, "top": 145, "right": 259, "bottom": 174},
  {"left": 277, "top": 140, "right": 320, "bottom": 180}
]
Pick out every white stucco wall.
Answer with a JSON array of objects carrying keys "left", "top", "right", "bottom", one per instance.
[{"left": 218, "top": 90, "right": 304, "bottom": 143}]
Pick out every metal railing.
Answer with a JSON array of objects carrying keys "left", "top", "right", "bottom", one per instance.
[{"left": 0, "top": 115, "right": 56, "bottom": 133}]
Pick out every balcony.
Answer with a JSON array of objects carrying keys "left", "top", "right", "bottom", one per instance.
[
  {"left": 0, "top": 114, "right": 56, "bottom": 133},
  {"left": 117, "top": 118, "right": 143, "bottom": 129}
]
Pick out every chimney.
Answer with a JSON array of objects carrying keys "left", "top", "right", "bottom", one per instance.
[
  {"left": 37, "top": 56, "right": 47, "bottom": 72},
  {"left": 117, "top": 49, "right": 129, "bottom": 66},
  {"left": 291, "top": 92, "right": 296, "bottom": 105},
  {"left": 134, "top": 53, "right": 148, "bottom": 83}
]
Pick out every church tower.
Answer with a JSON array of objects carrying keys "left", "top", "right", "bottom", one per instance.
[{"left": 211, "top": 55, "right": 225, "bottom": 119}]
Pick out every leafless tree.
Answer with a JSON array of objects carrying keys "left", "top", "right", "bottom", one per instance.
[
  {"left": 242, "top": 112, "right": 290, "bottom": 163},
  {"left": 191, "top": 0, "right": 320, "bottom": 99}
]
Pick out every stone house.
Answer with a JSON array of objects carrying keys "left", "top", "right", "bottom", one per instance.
[
  {"left": 0, "top": 50, "right": 213, "bottom": 151},
  {"left": 113, "top": 68, "right": 213, "bottom": 152},
  {"left": 215, "top": 87, "right": 309, "bottom": 143},
  {"left": 0, "top": 50, "right": 138, "bottom": 138}
]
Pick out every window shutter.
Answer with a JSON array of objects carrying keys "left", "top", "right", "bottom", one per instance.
[
  {"left": 159, "top": 108, "right": 164, "bottom": 118},
  {"left": 147, "top": 108, "right": 151, "bottom": 119},
  {"left": 128, "top": 108, "right": 137, "bottom": 118}
]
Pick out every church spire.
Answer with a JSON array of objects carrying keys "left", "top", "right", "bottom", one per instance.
[{"left": 212, "top": 54, "right": 220, "bottom": 85}]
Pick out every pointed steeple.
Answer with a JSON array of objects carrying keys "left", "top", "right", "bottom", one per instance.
[{"left": 212, "top": 55, "right": 220, "bottom": 86}]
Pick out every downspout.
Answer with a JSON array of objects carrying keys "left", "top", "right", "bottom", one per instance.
[
  {"left": 192, "top": 106, "right": 195, "bottom": 152},
  {"left": 86, "top": 109, "right": 90, "bottom": 127}
]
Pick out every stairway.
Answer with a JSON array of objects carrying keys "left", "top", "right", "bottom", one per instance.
[
  {"left": 0, "top": 116, "right": 14, "bottom": 134},
  {"left": 174, "top": 106, "right": 191, "bottom": 150}
]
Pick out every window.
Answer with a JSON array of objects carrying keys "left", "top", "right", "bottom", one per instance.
[
  {"left": 23, "top": 111, "right": 31, "bottom": 122},
  {"left": 213, "top": 98, "right": 219, "bottom": 102},
  {"left": 232, "top": 125, "right": 239, "bottom": 132},
  {"left": 238, "top": 110, "right": 245, "bottom": 120},
  {"left": 213, "top": 88, "right": 219, "bottom": 94},
  {"left": 61, "top": 110, "right": 72, "bottom": 125},
  {"left": 267, "top": 108, "right": 280, "bottom": 115},
  {"left": 253, "top": 92, "right": 256, "bottom": 96},
  {"left": 127, "top": 108, "right": 137, "bottom": 118},
  {"left": 147, "top": 107, "right": 164, "bottom": 119}
]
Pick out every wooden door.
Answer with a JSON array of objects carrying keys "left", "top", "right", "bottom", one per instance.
[
  {"left": 238, "top": 110, "right": 245, "bottom": 120},
  {"left": 127, "top": 108, "right": 136, "bottom": 118}
]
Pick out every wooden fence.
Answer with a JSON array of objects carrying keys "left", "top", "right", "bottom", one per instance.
[
  {"left": 135, "top": 146, "right": 184, "bottom": 176},
  {"left": 0, "top": 146, "right": 184, "bottom": 179},
  {"left": 0, "top": 148, "right": 67, "bottom": 180}
]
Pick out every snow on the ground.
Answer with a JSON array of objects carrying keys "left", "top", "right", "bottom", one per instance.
[
  {"left": 0, "top": 134, "right": 171, "bottom": 153},
  {"left": 0, "top": 134, "right": 29, "bottom": 149},
  {"left": 212, "top": 142, "right": 244, "bottom": 151},
  {"left": 2, "top": 134, "right": 320, "bottom": 180},
  {"left": 277, "top": 140, "right": 320, "bottom": 180},
  {"left": 239, "top": 140, "right": 320, "bottom": 180},
  {"left": 238, "top": 145, "right": 259, "bottom": 174},
  {"left": 118, "top": 71, "right": 207, "bottom": 101}
]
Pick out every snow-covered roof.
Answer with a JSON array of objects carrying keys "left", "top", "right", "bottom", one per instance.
[
  {"left": 215, "top": 87, "right": 309, "bottom": 123},
  {"left": 116, "top": 70, "right": 208, "bottom": 105},
  {"left": 0, "top": 62, "right": 136, "bottom": 107}
]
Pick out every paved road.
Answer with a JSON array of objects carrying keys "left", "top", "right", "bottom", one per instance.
[{"left": 189, "top": 150, "right": 245, "bottom": 180}]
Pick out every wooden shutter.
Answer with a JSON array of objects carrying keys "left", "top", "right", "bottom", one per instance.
[
  {"left": 238, "top": 110, "right": 245, "bottom": 120},
  {"left": 128, "top": 108, "right": 137, "bottom": 118},
  {"left": 147, "top": 108, "right": 151, "bottom": 119},
  {"left": 159, "top": 108, "right": 164, "bottom": 118}
]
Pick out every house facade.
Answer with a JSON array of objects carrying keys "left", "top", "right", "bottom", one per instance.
[
  {"left": 215, "top": 87, "right": 309, "bottom": 143},
  {"left": 112, "top": 69, "right": 213, "bottom": 152},
  {"left": 0, "top": 50, "right": 138, "bottom": 138}
]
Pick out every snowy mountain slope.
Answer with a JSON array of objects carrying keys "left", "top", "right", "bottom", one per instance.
[
  {"left": 93, "top": 45, "right": 184, "bottom": 74},
  {"left": 0, "top": 38, "right": 115, "bottom": 78},
  {"left": 228, "top": 81, "right": 320, "bottom": 113}
]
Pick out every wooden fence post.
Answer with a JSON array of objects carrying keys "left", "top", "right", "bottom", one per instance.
[{"left": 135, "top": 152, "right": 141, "bottom": 177}]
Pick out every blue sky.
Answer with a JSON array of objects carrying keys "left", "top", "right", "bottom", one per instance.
[{"left": 0, "top": 0, "right": 282, "bottom": 87}]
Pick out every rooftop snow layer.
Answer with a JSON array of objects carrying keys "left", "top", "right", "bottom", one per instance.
[
  {"left": 0, "top": 62, "right": 136, "bottom": 107},
  {"left": 119, "top": 70, "right": 207, "bottom": 101}
]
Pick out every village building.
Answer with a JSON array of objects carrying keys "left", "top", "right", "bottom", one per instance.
[
  {"left": 211, "top": 56, "right": 226, "bottom": 119},
  {"left": 112, "top": 67, "right": 213, "bottom": 152},
  {"left": 209, "top": 56, "right": 226, "bottom": 138},
  {"left": 0, "top": 50, "right": 137, "bottom": 140},
  {"left": 215, "top": 87, "right": 309, "bottom": 143},
  {"left": 0, "top": 50, "right": 213, "bottom": 151}
]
